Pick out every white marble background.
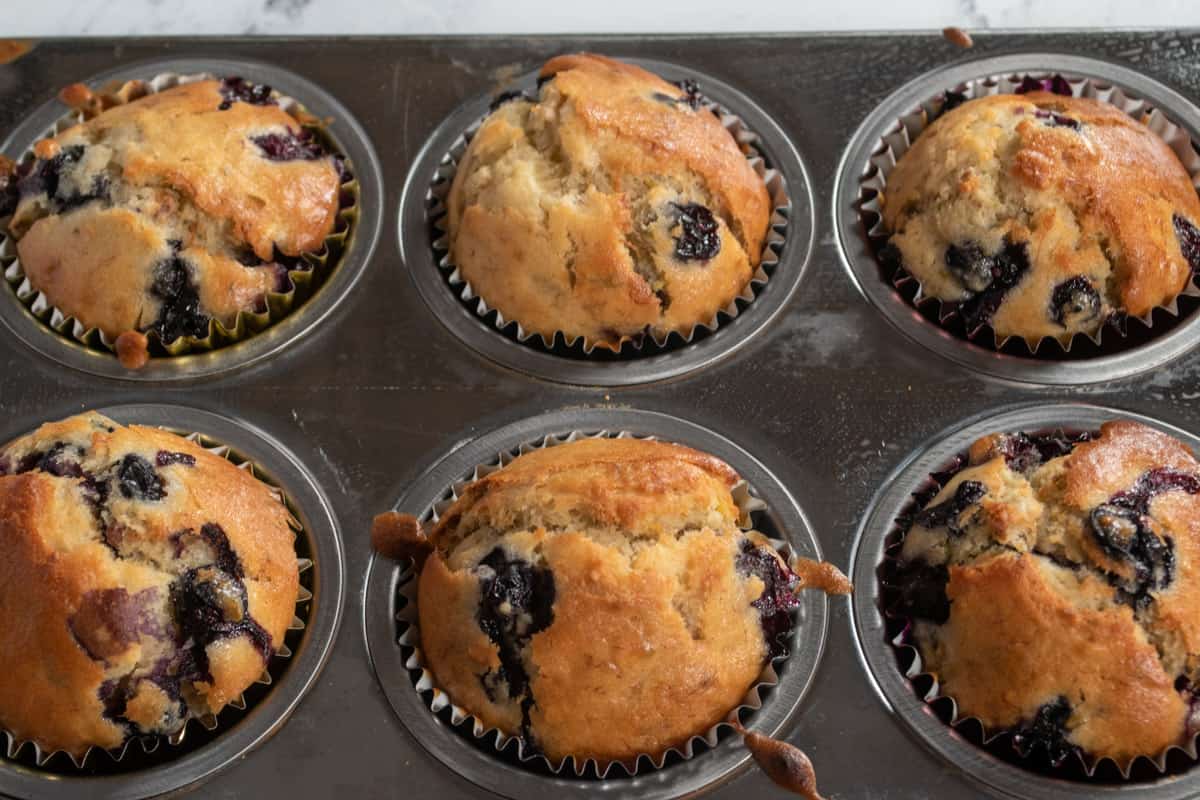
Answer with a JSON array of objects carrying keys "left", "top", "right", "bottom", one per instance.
[{"left": 9, "top": 0, "right": 1200, "bottom": 36}]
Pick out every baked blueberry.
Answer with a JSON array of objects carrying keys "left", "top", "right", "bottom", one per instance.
[
  {"left": 251, "top": 129, "right": 327, "bottom": 162},
  {"left": 673, "top": 202, "right": 722, "bottom": 261},
  {"left": 218, "top": 76, "right": 275, "bottom": 110},
  {"left": 1050, "top": 276, "right": 1102, "bottom": 328}
]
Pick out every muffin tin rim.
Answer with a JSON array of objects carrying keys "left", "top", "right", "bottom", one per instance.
[
  {"left": 0, "top": 402, "right": 346, "bottom": 800},
  {"left": 848, "top": 400, "right": 1200, "bottom": 799},
  {"left": 362, "top": 405, "right": 830, "bottom": 800},
  {"left": 396, "top": 56, "right": 815, "bottom": 387},
  {"left": 0, "top": 55, "right": 384, "bottom": 383},
  {"left": 832, "top": 52, "right": 1200, "bottom": 387}
]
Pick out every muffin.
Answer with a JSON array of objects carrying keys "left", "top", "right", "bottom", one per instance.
[
  {"left": 0, "top": 411, "right": 300, "bottom": 759},
  {"left": 880, "top": 91, "right": 1200, "bottom": 345},
  {"left": 446, "top": 53, "right": 772, "bottom": 350},
  {"left": 372, "top": 437, "right": 848, "bottom": 765},
  {"left": 0, "top": 76, "right": 345, "bottom": 368},
  {"left": 890, "top": 420, "right": 1200, "bottom": 768}
]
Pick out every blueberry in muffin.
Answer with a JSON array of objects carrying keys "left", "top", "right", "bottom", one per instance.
[
  {"left": 0, "top": 411, "right": 300, "bottom": 759},
  {"left": 889, "top": 421, "right": 1200, "bottom": 768},
  {"left": 1, "top": 77, "right": 346, "bottom": 368},
  {"left": 880, "top": 92, "right": 1200, "bottom": 345},
  {"left": 446, "top": 53, "right": 772, "bottom": 350},
  {"left": 372, "top": 437, "right": 848, "bottom": 766}
]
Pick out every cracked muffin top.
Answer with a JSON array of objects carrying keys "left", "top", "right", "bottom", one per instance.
[
  {"left": 881, "top": 92, "right": 1200, "bottom": 344},
  {"left": 0, "top": 411, "right": 299, "bottom": 758},
  {"left": 1, "top": 77, "right": 342, "bottom": 358},
  {"left": 408, "top": 437, "right": 819, "bottom": 765},
  {"left": 445, "top": 53, "right": 772, "bottom": 349},
  {"left": 891, "top": 421, "right": 1200, "bottom": 767}
]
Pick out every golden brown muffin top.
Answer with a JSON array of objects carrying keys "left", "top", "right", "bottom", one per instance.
[
  {"left": 897, "top": 420, "right": 1200, "bottom": 766},
  {"left": 0, "top": 411, "right": 299, "bottom": 757},
  {"left": 882, "top": 92, "right": 1200, "bottom": 342},
  {"left": 446, "top": 53, "right": 772, "bottom": 347}
]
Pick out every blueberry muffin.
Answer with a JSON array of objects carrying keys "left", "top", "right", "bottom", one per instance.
[
  {"left": 881, "top": 92, "right": 1200, "bottom": 344},
  {"left": 0, "top": 411, "right": 300, "bottom": 758},
  {"left": 0, "top": 77, "right": 344, "bottom": 367},
  {"left": 372, "top": 438, "right": 847, "bottom": 765},
  {"left": 446, "top": 53, "right": 772, "bottom": 350},
  {"left": 891, "top": 421, "right": 1200, "bottom": 767}
]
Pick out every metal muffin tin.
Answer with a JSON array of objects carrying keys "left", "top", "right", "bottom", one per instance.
[
  {"left": 400, "top": 58, "right": 812, "bottom": 386},
  {"left": 0, "top": 402, "right": 344, "bottom": 800},
  {"left": 4, "top": 31, "right": 1200, "bottom": 800},
  {"left": 0, "top": 57, "right": 384, "bottom": 382},
  {"left": 848, "top": 402, "right": 1200, "bottom": 800},
  {"left": 364, "top": 407, "right": 828, "bottom": 800}
]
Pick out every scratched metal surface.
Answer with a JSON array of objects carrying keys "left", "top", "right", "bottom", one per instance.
[{"left": 1, "top": 30, "right": 1200, "bottom": 800}]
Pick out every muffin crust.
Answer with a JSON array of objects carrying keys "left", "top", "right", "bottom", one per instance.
[
  {"left": 0, "top": 412, "right": 299, "bottom": 757},
  {"left": 446, "top": 53, "right": 772, "bottom": 349}
]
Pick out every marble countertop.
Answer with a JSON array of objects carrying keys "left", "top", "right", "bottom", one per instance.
[{"left": 10, "top": 0, "right": 1200, "bottom": 36}]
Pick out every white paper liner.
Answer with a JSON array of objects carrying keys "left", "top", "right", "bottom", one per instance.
[
  {"left": 392, "top": 429, "right": 803, "bottom": 778},
  {"left": 859, "top": 71, "right": 1200, "bottom": 355},
  {"left": 0, "top": 71, "right": 358, "bottom": 360},
  {"left": 882, "top": 434, "right": 1200, "bottom": 780},
  {"left": 1, "top": 430, "right": 311, "bottom": 772},
  {"left": 426, "top": 85, "right": 790, "bottom": 356}
]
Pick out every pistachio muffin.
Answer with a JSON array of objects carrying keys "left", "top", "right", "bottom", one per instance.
[
  {"left": 890, "top": 421, "right": 1200, "bottom": 767},
  {"left": 0, "top": 411, "right": 299, "bottom": 758},
  {"left": 0, "top": 77, "right": 344, "bottom": 366},
  {"left": 446, "top": 53, "right": 772, "bottom": 350},
  {"left": 881, "top": 92, "right": 1200, "bottom": 344},
  {"left": 373, "top": 438, "right": 847, "bottom": 765}
]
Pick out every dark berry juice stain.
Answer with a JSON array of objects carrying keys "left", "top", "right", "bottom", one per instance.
[
  {"left": 941, "top": 90, "right": 967, "bottom": 116},
  {"left": 996, "top": 430, "right": 1090, "bottom": 475},
  {"left": 18, "top": 144, "right": 84, "bottom": 200},
  {"left": 673, "top": 203, "right": 721, "bottom": 261},
  {"left": 150, "top": 251, "right": 211, "bottom": 343},
  {"left": 674, "top": 79, "right": 703, "bottom": 110},
  {"left": 474, "top": 547, "right": 555, "bottom": 746},
  {"left": 1033, "top": 109, "right": 1082, "bottom": 130},
  {"left": 116, "top": 453, "right": 165, "bottom": 501},
  {"left": 156, "top": 450, "right": 196, "bottom": 468},
  {"left": 913, "top": 480, "right": 986, "bottom": 535},
  {"left": 1111, "top": 467, "right": 1200, "bottom": 515},
  {"left": 1015, "top": 75, "right": 1073, "bottom": 96},
  {"left": 735, "top": 540, "right": 801, "bottom": 659},
  {"left": 944, "top": 239, "right": 1031, "bottom": 331},
  {"left": 1050, "top": 276, "right": 1101, "bottom": 328},
  {"left": 69, "top": 586, "right": 163, "bottom": 661},
  {"left": 885, "top": 561, "right": 950, "bottom": 624},
  {"left": 1011, "top": 697, "right": 1078, "bottom": 768},
  {"left": 218, "top": 76, "right": 275, "bottom": 110},
  {"left": 1173, "top": 214, "right": 1200, "bottom": 274},
  {"left": 15, "top": 441, "right": 84, "bottom": 478},
  {"left": 251, "top": 129, "right": 326, "bottom": 162}
]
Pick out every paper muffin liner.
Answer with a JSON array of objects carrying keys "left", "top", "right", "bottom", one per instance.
[
  {"left": 858, "top": 71, "right": 1200, "bottom": 358},
  {"left": 0, "top": 71, "right": 360, "bottom": 364},
  {"left": 0, "top": 428, "right": 313, "bottom": 773},
  {"left": 878, "top": 429, "right": 1200, "bottom": 782},
  {"left": 391, "top": 429, "right": 801, "bottom": 778},
  {"left": 426, "top": 82, "right": 790, "bottom": 357}
]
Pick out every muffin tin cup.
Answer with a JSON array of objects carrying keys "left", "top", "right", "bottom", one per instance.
[
  {"left": 0, "top": 403, "right": 345, "bottom": 800},
  {"left": 834, "top": 54, "right": 1200, "bottom": 386},
  {"left": 0, "top": 57, "right": 383, "bottom": 382},
  {"left": 400, "top": 59, "right": 813, "bottom": 386},
  {"left": 849, "top": 401, "right": 1200, "bottom": 799},
  {"left": 364, "top": 406, "right": 829, "bottom": 799}
]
